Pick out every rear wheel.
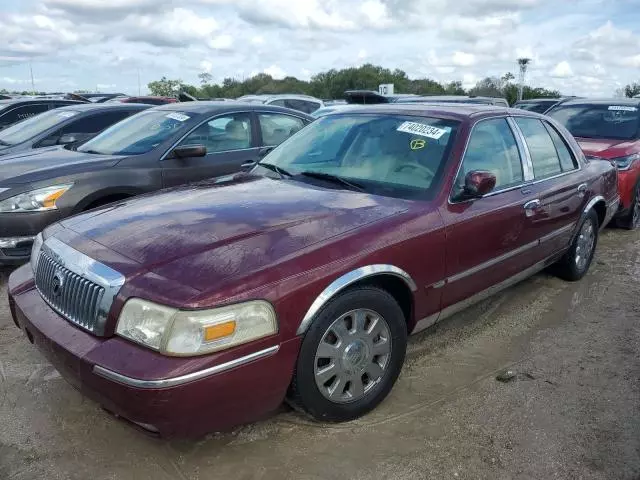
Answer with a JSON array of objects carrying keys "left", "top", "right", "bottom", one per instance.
[
  {"left": 616, "top": 181, "right": 640, "bottom": 230},
  {"left": 289, "top": 286, "right": 407, "bottom": 422},
  {"left": 554, "top": 209, "right": 599, "bottom": 281}
]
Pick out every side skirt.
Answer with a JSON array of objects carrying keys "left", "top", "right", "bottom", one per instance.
[{"left": 411, "top": 253, "right": 563, "bottom": 335}]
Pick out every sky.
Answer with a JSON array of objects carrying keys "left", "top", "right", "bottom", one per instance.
[{"left": 1, "top": 0, "right": 640, "bottom": 96}]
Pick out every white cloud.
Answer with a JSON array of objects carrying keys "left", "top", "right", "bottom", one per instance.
[
  {"left": 358, "top": 49, "right": 368, "bottom": 60},
  {"left": 264, "top": 64, "right": 286, "bottom": 79},
  {"left": 452, "top": 51, "right": 476, "bottom": 66},
  {"left": 208, "top": 34, "right": 233, "bottom": 50},
  {"left": 550, "top": 61, "right": 573, "bottom": 78},
  {"left": 200, "top": 60, "right": 213, "bottom": 73}
]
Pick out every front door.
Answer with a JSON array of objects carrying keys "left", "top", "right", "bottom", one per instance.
[
  {"left": 440, "top": 117, "right": 540, "bottom": 310},
  {"left": 161, "top": 112, "right": 261, "bottom": 188}
]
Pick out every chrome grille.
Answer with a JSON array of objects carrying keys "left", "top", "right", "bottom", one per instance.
[{"left": 35, "top": 251, "right": 106, "bottom": 334}]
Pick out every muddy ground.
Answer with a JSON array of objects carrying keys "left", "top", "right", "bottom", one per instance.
[{"left": 0, "top": 228, "right": 638, "bottom": 480}]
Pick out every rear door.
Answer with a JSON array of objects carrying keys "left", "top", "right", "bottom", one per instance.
[
  {"left": 161, "top": 111, "right": 261, "bottom": 187},
  {"left": 511, "top": 116, "right": 588, "bottom": 261},
  {"left": 440, "top": 117, "right": 540, "bottom": 310}
]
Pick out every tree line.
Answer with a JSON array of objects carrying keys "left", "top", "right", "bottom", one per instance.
[{"left": 147, "top": 64, "right": 566, "bottom": 105}]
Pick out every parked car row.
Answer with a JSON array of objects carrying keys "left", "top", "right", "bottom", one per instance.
[{"left": 2, "top": 94, "right": 631, "bottom": 438}]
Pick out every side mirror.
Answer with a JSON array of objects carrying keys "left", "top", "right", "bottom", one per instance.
[
  {"left": 172, "top": 144, "right": 207, "bottom": 158},
  {"left": 463, "top": 170, "right": 496, "bottom": 198}
]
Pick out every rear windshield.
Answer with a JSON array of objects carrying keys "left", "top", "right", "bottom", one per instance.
[
  {"left": 514, "top": 101, "right": 556, "bottom": 114},
  {"left": 0, "top": 109, "right": 78, "bottom": 145},
  {"left": 548, "top": 104, "right": 640, "bottom": 140}
]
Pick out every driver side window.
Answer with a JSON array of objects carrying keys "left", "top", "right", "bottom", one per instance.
[
  {"left": 179, "top": 113, "right": 252, "bottom": 154},
  {"left": 453, "top": 118, "right": 524, "bottom": 197}
]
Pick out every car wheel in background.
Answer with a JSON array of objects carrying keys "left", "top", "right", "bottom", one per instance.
[
  {"left": 289, "top": 286, "right": 407, "bottom": 422},
  {"left": 554, "top": 209, "right": 599, "bottom": 282},
  {"left": 616, "top": 181, "right": 640, "bottom": 230}
]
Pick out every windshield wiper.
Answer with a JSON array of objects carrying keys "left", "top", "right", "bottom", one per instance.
[
  {"left": 259, "top": 162, "right": 293, "bottom": 178},
  {"left": 0, "top": 139, "right": 10, "bottom": 146},
  {"left": 81, "top": 149, "right": 104, "bottom": 155},
  {"left": 299, "top": 171, "right": 365, "bottom": 192}
]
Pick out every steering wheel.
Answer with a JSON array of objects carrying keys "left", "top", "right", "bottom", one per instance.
[{"left": 394, "top": 162, "right": 435, "bottom": 179}]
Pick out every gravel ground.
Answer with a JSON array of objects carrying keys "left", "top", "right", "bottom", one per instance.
[{"left": 0, "top": 227, "right": 638, "bottom": 480}]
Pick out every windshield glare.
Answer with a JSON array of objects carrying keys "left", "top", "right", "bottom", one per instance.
[
  {"left": 548, "top": 104, "right": 640, "bottom": 140},
  {"left": 77, "top": 110, "right": 192, "bottom": 155},
  {"left": 256, "top": 114, "right": 459, "bottom": 199},
  {"left": 0, "top": 109, "right": 78, "bottom": 145}
]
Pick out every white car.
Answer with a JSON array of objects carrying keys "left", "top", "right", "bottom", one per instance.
[{"left": 236, "top": 94, "right": 324, "bottom": 114}]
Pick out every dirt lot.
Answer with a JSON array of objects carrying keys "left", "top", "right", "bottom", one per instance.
[{"left": 0, "top": 228, "right": 638, "bottom": 480}]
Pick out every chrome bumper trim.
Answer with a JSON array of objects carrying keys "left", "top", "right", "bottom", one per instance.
[{"left": 92, "top": 345, "right": 280, "bottom": 389}]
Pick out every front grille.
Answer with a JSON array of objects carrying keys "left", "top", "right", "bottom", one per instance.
[{"left": 35, "top": 251, "right": 105, "bottom": 334}]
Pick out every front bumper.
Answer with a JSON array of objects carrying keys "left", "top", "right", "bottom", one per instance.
[
  {"left": 0, "top": 210, "right": 63, "bottom": 265},
  {"left": 8, "top": 265, "right": 301, "bottom": 437}
]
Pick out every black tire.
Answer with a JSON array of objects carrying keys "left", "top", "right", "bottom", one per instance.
[
  {"left": 289, "top": 286, "right": 407, "bottom": 422},
  {"left": 554, "top": 209, "right": 599, "bottom": 281},
  {"left": 616, "top": 181, "right": 640, "bottom": 230}
]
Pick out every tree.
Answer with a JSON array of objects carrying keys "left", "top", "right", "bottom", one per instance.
[
  {"left": 198, "top": 72, "right": 213, "bottom": 85},
  {"left": 147, "top": 76, "right": 184, "bottom": 96},
  {"left": 624, "top": 82, "right": 640, "bottom": 98}
]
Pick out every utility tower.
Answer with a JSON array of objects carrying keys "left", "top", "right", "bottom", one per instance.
[{"left": 517, "top": 58, "right": 531, "bottom": 101}]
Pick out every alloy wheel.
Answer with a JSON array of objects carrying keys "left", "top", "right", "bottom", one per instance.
[
  {"left": 575, "top": 217, "right": 596, "bottom": 271},
  {"left": 314, "top": 309, "right": 392, "bottom": 404}
]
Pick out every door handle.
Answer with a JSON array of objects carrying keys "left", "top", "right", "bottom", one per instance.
[
  {"left": 523, "top": 199, "right": 541, "bottom": 217},
  {"left": 241, "top": 160, "right": 257, "bottom": 168},
  {"left": 577, "top": 183, "right": 587, "bottom": 197}
]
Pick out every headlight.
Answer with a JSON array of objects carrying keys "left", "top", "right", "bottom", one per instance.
[
  {"left": 116, "top": 299, "right": 278, "bottom": 356},
  {"left": 612, "top": 153, "right": 639, "bottom": 171},
  {"left": 0, "top": 184, "right": 73, "bottom": 213},
  {"left": 30, "top": 232, "right": 44, "bottom": 273}
]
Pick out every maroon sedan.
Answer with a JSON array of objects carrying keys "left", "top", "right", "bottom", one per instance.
[{"left": 8, "top": 105, "right": 619, "bottom": 437}]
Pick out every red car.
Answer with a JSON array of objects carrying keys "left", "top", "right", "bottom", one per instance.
[
  {"left": 8, "top": 105, "right": 619, "bottom": 437},
  {"left": 547, "top": 98, "right": 640, "bottom": 229}
]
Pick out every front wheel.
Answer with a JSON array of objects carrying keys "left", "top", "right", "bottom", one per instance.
[
  {"left": 616, "top": 181, "right": 640, "bottom": 230},
  {"left": 289, "top": 286, "right": 407, "bottom": 422},
  {"left": 554, "top": 209, "right": 599, "bottom": 281}
]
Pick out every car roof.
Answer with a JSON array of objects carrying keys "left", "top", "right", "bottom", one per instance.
[
  {"left": 515, "top": 98, "right": 561, "bottom": 103},
  {"left": 55, "top": 103, "right": 151, "bottom": 112},
  {"left": 152, "top": 101, "right": 315, "bottom": 118},
  {"left": 0, "top": 98, "right": 85, "bottom": 106},
  {"left": 325, "top": 103, "right": 519, "bottom": 120},
  {"left": 556, "top": 98, "right": 640, "bottom": 107},
  {"left": 239, "top": 93, "right": 321, "bottom": 101}
]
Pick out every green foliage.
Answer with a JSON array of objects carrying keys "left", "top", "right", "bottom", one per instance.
[
  {"left": 624, "top": 82, "right": 640, "bottom": 98},
  {"left": 148, "top": 64, "right": 565, "bottom": 105}
]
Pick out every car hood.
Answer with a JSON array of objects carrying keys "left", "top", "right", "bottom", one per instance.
[
  {"left": 61, "top": 176, "right": 410, "bottom": 291},
  {"left": 576, "top": 137, "right": 640, "bottom": 159},
  {"left": 0, "top": 147, "right": 124, "bottom": 185}
]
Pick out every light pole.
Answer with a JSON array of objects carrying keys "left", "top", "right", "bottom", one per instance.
[{"left": 517, "top": 58, "right": 531, "bottom": 102}]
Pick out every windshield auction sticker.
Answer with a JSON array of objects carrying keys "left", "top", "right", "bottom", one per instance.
[
  {"left": 166, "top": 112, "right": 190, "bottom": 122},
  {"left": 608, "top": 106, "right": 638, "bottom": 112},
  {"left": 397, "top": 121, "right": 449, "bottom": 139}
]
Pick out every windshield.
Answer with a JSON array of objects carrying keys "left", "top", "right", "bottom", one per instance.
[
  {"left": 77, "top": 110, "right": 192, "bottom": 155},
  {"left": 255, "top": 114, "right": 459, "bottom": 199},
  {"left": 0, "top": 109, "right": 79, "bottom": 146},
  {"left": 548, "top": 104, "right": 640, "bottom": 140}
]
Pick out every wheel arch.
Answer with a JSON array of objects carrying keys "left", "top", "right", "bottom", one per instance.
[
  {"left": 584, "top": 195, "right": 607, "bottom": 228},
  {"left": 296, "top": 265, "right": 417, "bottom": 336},
  {"left": 73, "top": 187, "right": 147, "bottom": 213}
]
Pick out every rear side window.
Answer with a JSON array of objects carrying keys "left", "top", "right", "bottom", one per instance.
[
  {"left": 543, "top": 122, "right": 577, "bottom": 172},
  {"left": 454, "top": 118, "right": 523, "bottom": 195},
  {"left": 514, "top": 117, "right": 562, "bottom": 179},
  {"left": 284, "top": 99, "right": 320, "bottom": 114},
  {"left": 258, "top": 113, "right": 306, "bottom": 146}
]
